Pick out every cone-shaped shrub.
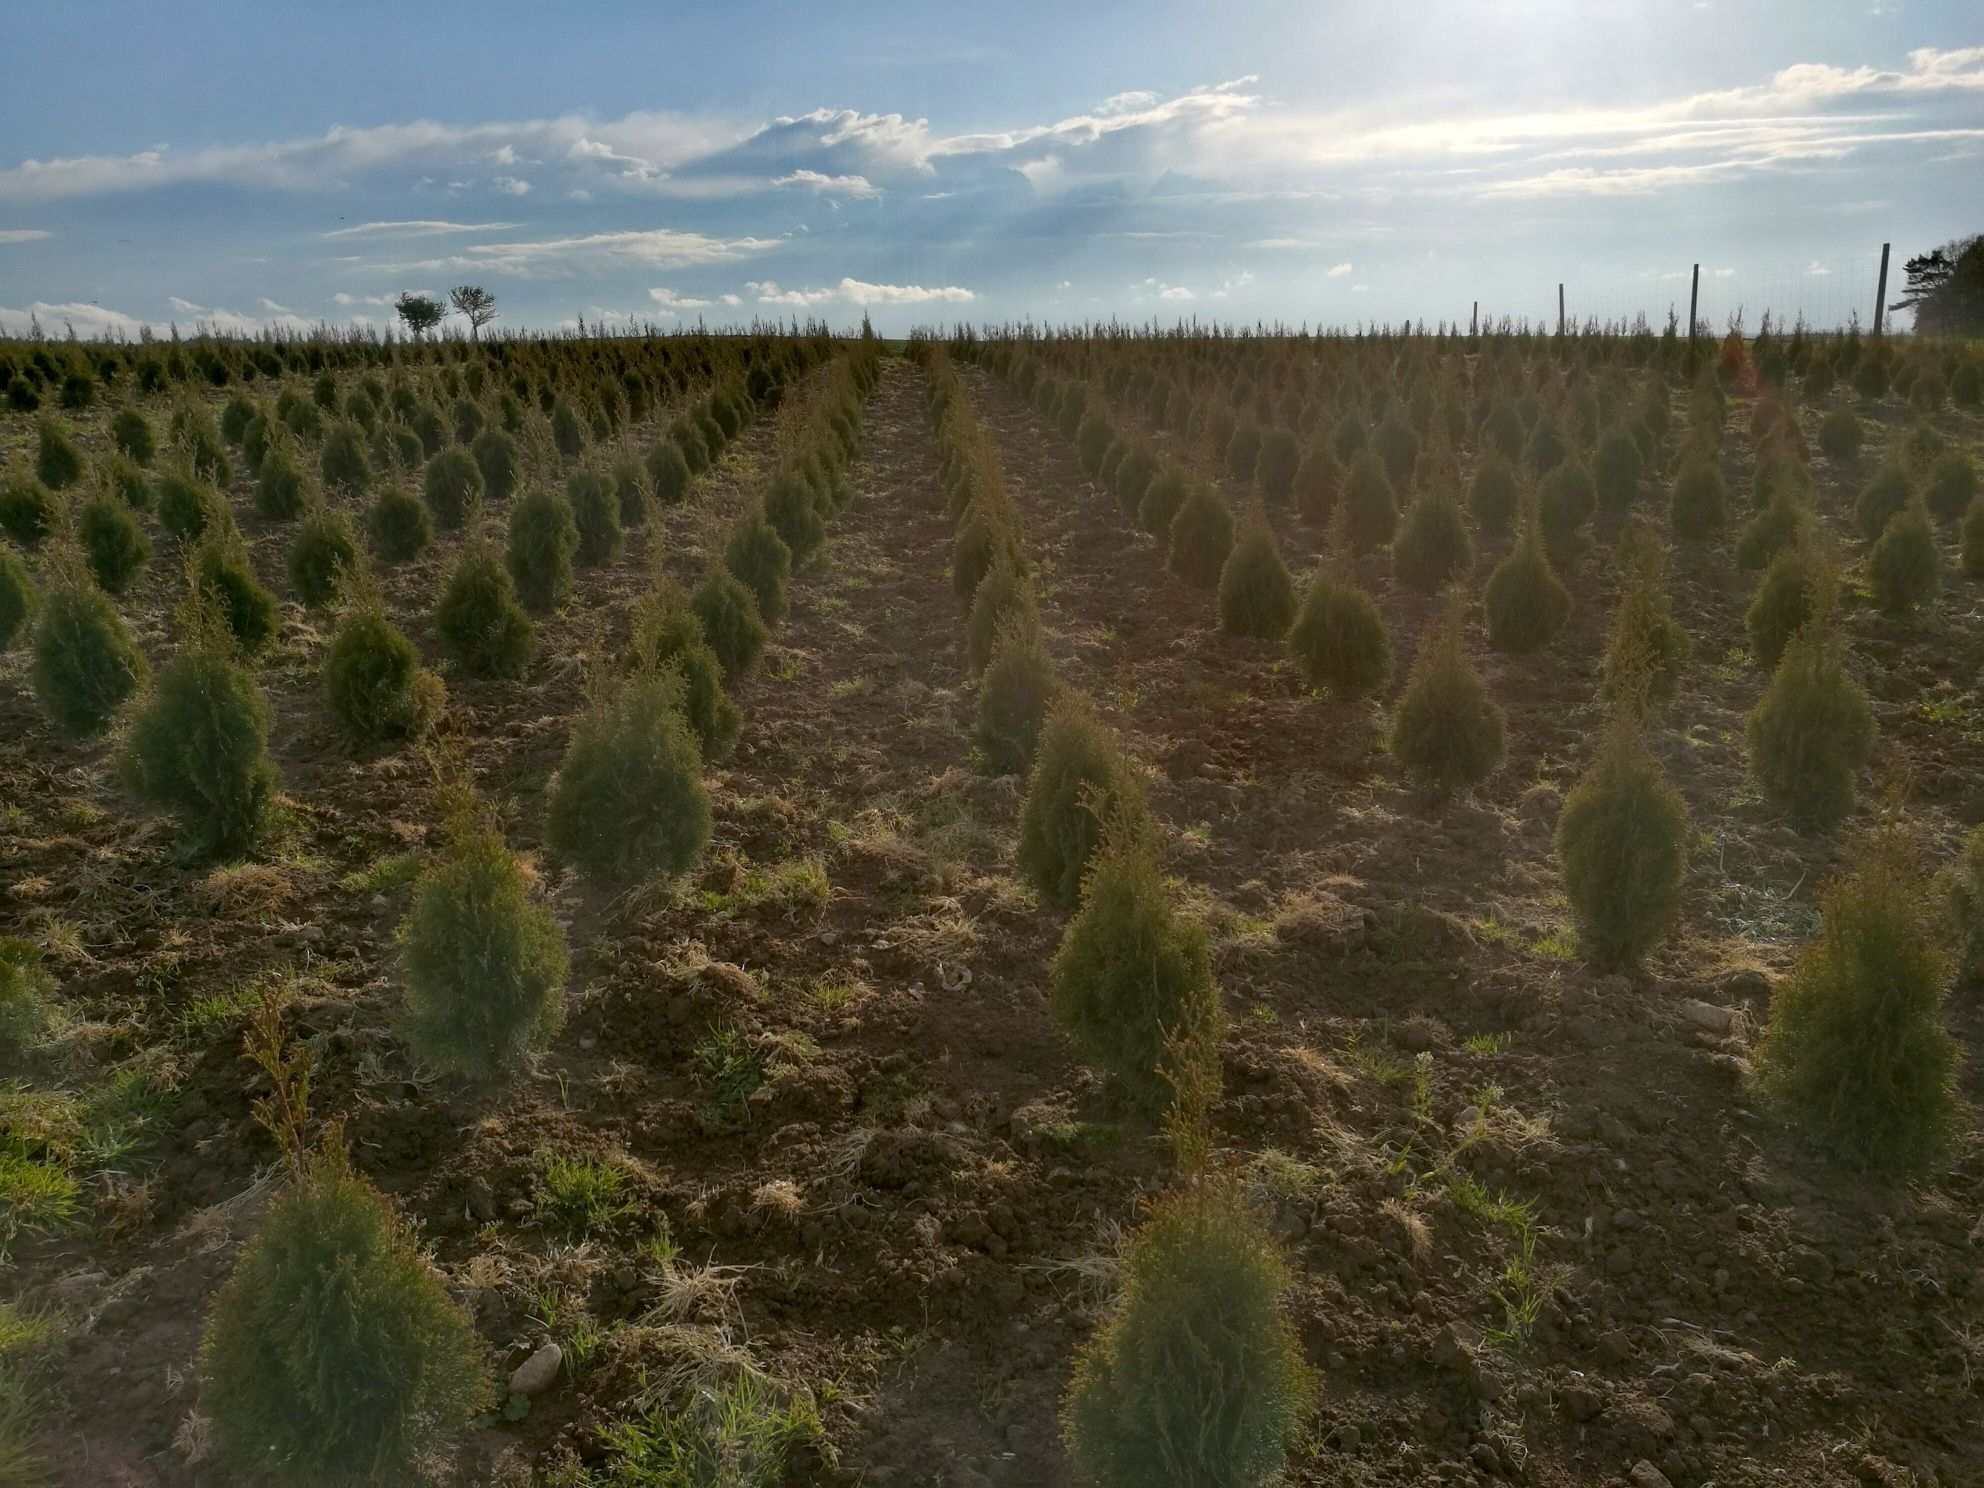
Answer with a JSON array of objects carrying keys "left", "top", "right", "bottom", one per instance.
[
  {"left": 77, "top": 491, "right": 151, "bottom": 595},
  {"left": 0, "top": 542, "right": 34, "bottom": 650},
  {"left": 1224, "top": 422, "right": 1262, "bottom": 484},
  {"left": 255, "top": 443, "right": 309, "bottom": 522},
  {"left": 1854, "top": 460, "right": 1911, "bottom": 542},
  {"left": 436, "top": 541, "right": 533, "bottom": 679},
  {"left": 1112, "top": 445, "right": 1159, "bottom": 522},
  {"left": 1078, "top": 410, "right": 1117, "bottom": 476},
  {"left": 1754, "top": 823, "right": 1958, "bottom": 1173},
  {"left": 612, "top": 453, "right": 650, "bottom": 528},
  {"left": 1017, "top": 698, "right": 1149, "bottom": 913},
  {"left": 190, "top": 529, "right": 277, "bottom": 655},
  {"left": 179, "top": 409, "right": 231, "bottom": 487},
  {"left": 1555, "top": 719, "right": 1689, "bottom": 967},
  {"left": 1374, "top": 414, "right": 1418, "bottom": 486},
  {"left": 110, "top": 407, "right": 155, "bottom": 465},
  {"left": 1735, "top": 486, "right": 1808, "bottom": 572},
  {"left": 470, "top": 428, "right": 519, "bottom": 505},
  {"left": 1818, "top": 406, "right": 1863, "bottom": 460},
  {"left": 118, "top": 618, "right": 278, "bottom": 860},
  {"left": 36, "top": 419, "right": 82, "bottom": 491},
  {"left": 318, "top": 422, "right": 372, "bottom": 496},
  {"left": 158, "top": 469, "right": 225, "bottom": 544},
  {"left": 1287, "top": 569, "right": 1390, "bottom": 701},
  {"left": 693, "top": 567, "right": 769, "bottom": 679},
  {"left": 1217, "top": 516, "right": 1296, "bottom": 640},
  {"left": 645, "top": 438, "right": 693, "bottom": 505},
  {"left": 1745, "top": 543, "right": 1830, "bottom": 668},
  {"left": 1600, "top": 532, "right": 1689, "bottom": 708},
  {"left": 1867, "top": 500, "right": 1940, "bottom": 617},
  {"left": 1139, "top": 468, "right": 1192, "bottom": 538},
  {"left": 723, "top": 503, "right": 793, "bottom": 625},
  {"left": 325, "top": 599, "right": 442, "bottom": 746},
  {"left": 976, "top": 619, "right": 1058, "bottom": 776},
  {"left": 1064, "top": 1181, "right": 1312, "bottom": 1488},
  {"left": 567, "top": 469, "right": 622, "bottom": 568},
  {"left": 1670, "top": 454, "right": 1726, "bottom": 541},
  {"left": 1483, "top": 520, "right": 1570, "bottom": 653},
  {"left": 1051, "top": 823, "right": 1220, "bottom": 1111},
  {"left": 1335, "top": 450, "right": 1398, "bottom": 553},
  {"left": 1292, "top": 445, "right": 1337, "bottom": 527},
  {"left": 1468, "top": 455, "right": 1519, "bottom": 536},
  {"left": 506, "top": 487, "right": 577, "bottom": 613},
  {"left": 1539, "top": 459, "right": 1596, "bottom": 564},
  {"left": 966, "top": 557, "right": 1038, "bottom": 673},
  {"left": 550, "top": 398, "right": 587, "bottom": 461},
  {"left": 1392, "top": 603, "right": 1505, "bottom": 797},
  {"left": 0, "top": 475, "right": 58, "bottom": 546},
  {"left": 32, "top": 567, "right": 146, "bottom": 735},
  {"left": 1934, "top": 826, "right": 1984, "bottom": 987},
  {"left": 1166, "top": 482, "right": 1235, "bottom": 589},
  {"left": 629, "top": 578, "right": 740, "bottom": 761},
  {"left": 364, "top": 483, "right": 432, "bottom": 563},
  {"left": 105, "top": 453, "right": 153, "bottom": 513},
  {"left": 546, "top": 668, "right": 711, "bottom": 885},
  {"left": 200, "top": 1147, "right": 491, "bottom": 1485},
  {"left": 764, "top": 466, "right": 826, "bottom": 561},
  {"left": 951, "top": 505, "right": 1017, "bottom": 605},
  {"left": 1745, "top": 614, "right": 1873, "bottom": 831},
  {"left": 289, "top": 507, "right": 359, "bottom": 610},
  {"left": 1393, "top": 486, "right": 1473, "bottom": 591},
  {"left": 1593, "top": 426, "right": 1644, "bottom": 510},
  {"left": 422, "top": 447, "right": 482, "bottom": 531},
  {"left": 1522, "top": 412, "right": 1567, "bottom": 476},
  {"left": 1256, "top": 428, "right": 1300, "bottom": 504},
  {"left": 399, "top": 814, "right": 568, "bottom": 1079},
  {"left": 1923, "top": 450, "right": 1978, "bottom": 524}
]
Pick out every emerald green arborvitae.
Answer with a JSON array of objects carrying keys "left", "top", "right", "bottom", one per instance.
[
  {"left": 1063, "top": 1181, "right": 1314, "bottom": 1488},
  {"left": 200, "top": 1149, "right": 492, "bottom": 1485},
  {"left": 1754, "top": 823, "right": 1959, "bottom": 1174}
]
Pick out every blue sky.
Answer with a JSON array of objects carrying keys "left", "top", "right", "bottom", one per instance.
[{"left": 0, "top": 1, "right": 1978, "bottom": 336}]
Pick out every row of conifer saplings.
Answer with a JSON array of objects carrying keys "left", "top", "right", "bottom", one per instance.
[
  {"left": 914, "top": 339, "right": 1313, "bottom": 1485},
  {"left": 925, "top": 340, "right": 1982, "bottom": 1480},
  {"left": 0, "top": 347, "right": 882, "bottom": 1482}
]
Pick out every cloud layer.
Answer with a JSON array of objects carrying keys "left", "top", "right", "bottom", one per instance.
[{"left": 1, "top": 44, "right": 1977, "bottom": 332}]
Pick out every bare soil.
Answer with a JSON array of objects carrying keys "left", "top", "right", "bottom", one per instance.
[{"left": 3, "top": 353, "right": 1983, "bottom": 1487}]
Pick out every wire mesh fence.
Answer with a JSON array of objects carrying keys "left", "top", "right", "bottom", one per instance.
[{"left": 1467, "top": 247, "right": 1893, "bottom": 339}]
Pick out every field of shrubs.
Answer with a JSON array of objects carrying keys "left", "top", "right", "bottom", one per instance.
[{"left": 0, "top": 315, "right": 1981, "bottom": 1487}]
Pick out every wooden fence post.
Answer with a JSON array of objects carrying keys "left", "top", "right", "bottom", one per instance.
[
  {"left": 1687, "top": 263, "right": 1700, "bottom": 366},
  {"left": 1873, "top": 242, "right": 1890, "bottom": 338}
]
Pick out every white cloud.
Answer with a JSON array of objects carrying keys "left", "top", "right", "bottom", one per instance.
[
  {"left": 321, "top": 219, "right": 517, "bottom": 239},
  {"left": 648, "top": 286, "right": 713, "bottom": 313},
  {"left": 773, "top": 169, "right": 880, "bottom": 198},
  {"left": 747, "top": 277, "right": 974, "bottom": 306},
  {"left": 1097, "top": 91, "right": 1159, "bottom": 116},
  {"left": 5, "top": 49, "right": 1978, "bottom": 214},
  {"left": 0, "top": 301, "right": 149, "bottom": 336},
  {"left": 1327, "top": 262, "right": 1353, "bottom": 276},
  {"left": 382, "top": 227, "right": 776, "bottom": 278},
  {"left": 1159, "top": 285, "right": 1195, "bottom": 301},
  {"left": 159, "top": 296, "right": 324, "bottom": 333},
  {"left": 0, "top": 229, "right": 51, "bottom": 244}
]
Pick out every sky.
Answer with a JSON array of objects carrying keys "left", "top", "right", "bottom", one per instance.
[{"left": 0, "top": 1, "right": 1978, "bottom": 338}]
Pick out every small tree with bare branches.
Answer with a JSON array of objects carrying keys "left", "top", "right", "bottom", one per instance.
[{"left": 449, "top": 285, "right": 498, "bottom": 339}]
